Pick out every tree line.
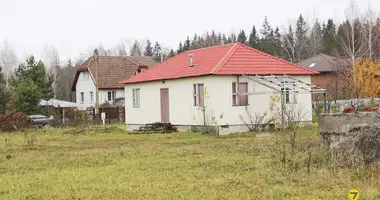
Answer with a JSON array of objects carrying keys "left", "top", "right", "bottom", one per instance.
[{"left": 0, "top": 0, "right": 378, "bottom": 115}]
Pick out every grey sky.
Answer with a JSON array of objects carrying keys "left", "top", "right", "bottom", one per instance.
[{"left": 1, "top": 0, "right": 379, "bottom": 62}]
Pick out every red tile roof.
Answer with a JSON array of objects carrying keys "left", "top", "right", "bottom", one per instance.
[{"left": 120, "top": 42, "right": 318, "bottom": 84}]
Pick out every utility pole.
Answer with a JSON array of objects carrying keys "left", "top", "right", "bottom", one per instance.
[{"left": 94, "top": 49, "right": 99, "bottom": 121}]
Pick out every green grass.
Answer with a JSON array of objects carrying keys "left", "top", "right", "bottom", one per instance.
[{"left": 0, "top": 126, "right": 379, "bottom": 200}]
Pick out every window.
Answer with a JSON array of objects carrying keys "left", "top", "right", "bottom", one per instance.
[
  {"left": 90, "top": 91, "right": 93, "bottom": 102},
  {"left": 193, "top": 84, "right": 204, "bottom": 106},
  {"left": 80, "top": 92, "right": 84, "bottom": 103},
  {"left": 232, "top": 82, "right": 248, "bottom": 106},
  {"left": 133, "top": 88, "right": 140, "bottom": 108},
  {"left": 107, "top": 91, "right": 116, "bottom": 101},
  {"left": 281, "top": 81, "right": 297, "bottom": 104},
  {"left": 135, "top": 68, "right": 145, "bottom": 75}
]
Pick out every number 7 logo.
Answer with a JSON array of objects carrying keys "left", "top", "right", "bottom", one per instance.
[{"left": 348, "top": 189, "right": 360, "bottom": 200}]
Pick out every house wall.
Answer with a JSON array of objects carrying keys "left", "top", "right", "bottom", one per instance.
[
  {"left": 124, "top": 75, "right": 313, "bottom": 135},
  {"left": 311, "top": 72, "right": 346, "bottom": 101},
  {"left": 75, "top": 71, "right": 124, "bottom": 110}
]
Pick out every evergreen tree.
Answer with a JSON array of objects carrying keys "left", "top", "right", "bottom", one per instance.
[
  {"left": 260, "top": 16, "right": 275, "bottom": 54},
  {"left": 153, "top": 42, "right": 162, "bottom": 62},
  {"left": 308, "top": 19, "right": 323, "bottom": 56},
  {"left": 183, "top": 36, "right": 191, "bottom": 51},
  {"left": 168, "top": 49, "right": 176, "bottom": 58},
  {"left": 210, "top": 30, "right": 217, "bottom": 46},
  {"left": 230, "top": 33, "right": 237, "bottom": 43},
  {"left": 295, "top": 14, "right": 309, "bottom": 61},
  {"left": 237, "top": 30, "right": 247, "bottom": 44},
  {"left": 273, "top": 26, "right": 282, "bottom": 57},
  {"left": 222, "top": 34, "right": 228, "bottom": 44},
  {"left": 191, "top": 34, "right": 198, "bottom": 49},
  {"left": 177, "top": 42, "right": 183, "bottom": 54},
  {"left": 248, "top": 25, "right": 259, "bottom": 48},
  {"left": 11, "top": 56, "right": 54, "bottom": 113},
  {"left": 322, "top": 19, "right": 337, "bottom": 55},
  {"left": 0, "top": 67, "right": 9, "bottom": 114},
  {"left": 144, "top": 40, "right": 153, "bottom": 56},
  {"left": 217, "top": 33, "right": 222, "bottom": 45}
]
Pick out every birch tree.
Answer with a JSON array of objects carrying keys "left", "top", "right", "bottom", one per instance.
[{"left": 0, "top": 39, "right": 18, "bottom": 87}]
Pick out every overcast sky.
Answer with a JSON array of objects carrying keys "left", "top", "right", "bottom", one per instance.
[{"left": 1, "top": 0, "right": 379, "bottom": 62}]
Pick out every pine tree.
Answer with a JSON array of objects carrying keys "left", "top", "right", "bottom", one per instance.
[
  {"left": 295, "top": 14, "right": 309, "bottom": 61},
  {"left": 308, "top": 19, "right": 323, "bottom": 56},
  {"left": 237, "top": 30, "right": 247, "bottom": 44},
  {"left": 0, "top": 67, "right": 9, "bottom": 114},
  {"left": 210, "top": 30, "right": 217, "bottom": 46},
  {"left": 144, "top": 40, "right": 153, "bottom": 56},
  {"left": 217, "top": 33, "right": 222, "bottom": 45},
  {"left": 248, "top": 25, "right": 259, "bottom": 48},
  {"left": 153, "top": 42, "right": 162, "bottom": 62},
  {"left": 260, "top": 16, "right": 275, "bottom": 54},
  {"left": 273, "top": 27, "right": 282, "bottom": 57},
  {"left": 222, "top": 34, "right": 228, "bottom": 44},
  {"left": 168, "top": 49, "right": 176, "bottom": 58},
  {"left": 191, "top": 34, "right": 198, "bottom": 49},
  {"left": 183, "top": 36, "right": 191, "bottom": 51},
  {"left": 322, "top": 19, "right": 337, "bottom": 55},
  {"left": 177, "top": 42, "right": 183, "bottom": 54}
]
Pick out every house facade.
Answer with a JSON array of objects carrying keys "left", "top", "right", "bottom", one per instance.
[
  {"left": 297, "top": 54, "right": 346, "bottom": 101},
  {"left": 120, "top": 43, "right": 320, "bottom": 135},
  {"left": 72, "top": 56, "right": 157, "bottom": 110}
]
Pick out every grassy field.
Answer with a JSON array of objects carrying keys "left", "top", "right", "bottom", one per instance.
[{"left": 0, "top": 125, "right": 379, "bottom": 200}]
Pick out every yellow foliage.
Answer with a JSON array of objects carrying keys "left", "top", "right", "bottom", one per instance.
[{"left": 354, "top": 59, "right": 380, "bottom": 98}]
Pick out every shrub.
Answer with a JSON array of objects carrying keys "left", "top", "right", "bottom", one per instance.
[
  {"left": 0, "top": 96, "right": 32, "bottom": 131},
  {"left": 0, "top": 112, "right": 32, "bottom": 131}
]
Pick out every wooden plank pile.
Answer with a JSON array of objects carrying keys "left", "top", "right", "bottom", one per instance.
[{"left": 134, "top": 122, "right": 177, "bottom": 133}]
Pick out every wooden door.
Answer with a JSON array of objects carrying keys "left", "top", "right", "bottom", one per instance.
[{"left": 160, "top": 88, "right": 170, "bottom": 122}]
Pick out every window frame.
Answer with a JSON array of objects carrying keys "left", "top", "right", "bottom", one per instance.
[
  {"left": 132, "top": 88, "right": 140, "bottom": 108},
  {"left": 90, "top": 91, "right": 94, "bottom": 102},
  {"left": 281, "top": 81, "right": 297, "bottom": 104},
  {"left": 107, "top": 91, "right": 117, "bottom": 101},
  {"left": 192, "top": 83, "right": 205, "bottom": 107},
  {"left": 232, "top": 81, "right": 249, "bottom": 106},
  {"left": 80, "top": 92, "right": 84, "bottom": 104}
]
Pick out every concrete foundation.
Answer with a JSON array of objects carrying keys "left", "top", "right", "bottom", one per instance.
[
  {"left": 319, "top": 112, "right": 380, "bottom": 164},
  {"left": 126, "top": 123, "right": 250, "bottom": 135}
]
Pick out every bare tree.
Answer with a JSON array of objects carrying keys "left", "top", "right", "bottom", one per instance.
[
  {"left": 336, "top": 0, "right": 369, "bottom": 102},
  {"left": 130, "top": 40, "right": 143, "bottom": 56},
  {"left": 362, "top": 4, "right": 379, "bottom": 60},
  {"left": 280, "top": 25, "right": 297, "bottom": 63},
  {"left": 0, "top": 39, "right": 18, "bottom": 87},
  {"left": 307, "top": 19, "right": 323, "bottom": 56}
]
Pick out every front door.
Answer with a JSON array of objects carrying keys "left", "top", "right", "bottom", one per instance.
[{"left": 160, "top": 88, "right": 170, "bottom": 122}]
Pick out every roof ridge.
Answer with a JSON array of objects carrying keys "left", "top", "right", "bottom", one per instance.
[
  {"left": 211, "top": 43, "right": 239, "bottom": 74},
  {"left": 118, "top": 51, "right": 183, "bottom": 84},
  {"left": 179, "top": 43, "right": 236, "bottom": 54},
  {"left": 236, "top": 43, "right": 318, "bottom": 74}
]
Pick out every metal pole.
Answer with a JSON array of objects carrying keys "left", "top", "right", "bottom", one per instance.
[
  {"left": 324, "top": 92, "right": 328, "bottom": 113},
  {"left": 281, "top": 91, "right": 285, "bottom": 131},
  {"left": 94, "top": 49, "right": 99, "bottom": 116}
]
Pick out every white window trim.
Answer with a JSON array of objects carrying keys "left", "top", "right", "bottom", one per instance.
[
  {"left": 132, "top": 88, "right": 141, "bottom": 108},
  {"left": 80, "top": 92, "right": 84, "bottom": 104},
  {"left": 89, "top": 91, "right": 93, "bottom": 103},
  {"left": 281, "top": 81, "right": 297, "bottom": 104},
  {"left": 232, "top": 81, "right": 249, "bottom": 106},
  {"left": 192, "top": 83, "right": 205, "bottom": 107}
]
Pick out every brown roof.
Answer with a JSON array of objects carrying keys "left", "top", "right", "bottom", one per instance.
[
  {"left": 71, "top": 56, "right": 157, "bottom": 91},
  {"left": 297, "top": 54, "right": 338, "bottom": 72}
]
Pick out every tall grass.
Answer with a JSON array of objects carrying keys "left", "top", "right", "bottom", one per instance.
[{"left": 0, "top": 126, "right": 379, "bottom": 199}]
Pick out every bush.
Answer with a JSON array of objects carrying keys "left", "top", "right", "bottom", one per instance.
[
  {"left": 0, "top": 112, "right": 32, "bottom": 131},
  {"left": 0, "top": 96, "right": 32, "bottom": 131}
]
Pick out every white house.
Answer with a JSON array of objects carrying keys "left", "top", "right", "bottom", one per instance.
[
  {"left": 71, "top": 56, "right": 157, "bottom": 110},
  {"left": 120, "top": 43, "right": 324, "bottom": 135}
]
